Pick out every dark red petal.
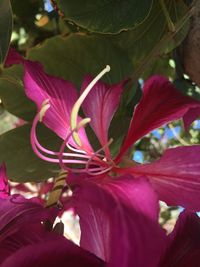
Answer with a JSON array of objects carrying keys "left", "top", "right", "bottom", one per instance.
[
  {"left": 183, "top": 107, "right": 200, "bottom": 130},
  {"left": 128, "top": 145, "right": 200, "bottom": 211},
  {"left": 68, "top": 175, "right": 166, "bottom": 267},
  {"left": 159, "top": 212, "right": 200, "bottom": 267},
  {"left": 4, "top": 48, "right": 23, "bottom": 67},
  {"left": 116, "top": 75, "right": 200, "bottom": 161},
  {"left": 23, "top": 61, "right": 92, "bottom": 151},
  {"left": 81, "top": 76, "right": 125, "bottom": 154},
  {"left": 0, "top": 195, "right": 56, "bottom": 242},
  {"left": 1, "top": 238, "right": 104, "bottom": 267}
]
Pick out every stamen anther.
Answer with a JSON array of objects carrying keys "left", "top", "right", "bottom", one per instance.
[{"left": 39, "top": 99, "right": 50, "bottom": 122}]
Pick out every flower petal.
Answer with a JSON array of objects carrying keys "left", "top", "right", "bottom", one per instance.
[
  {"left": 116, "top": 75, "right": 200, "bottom": 161},
  {"left": 159, "top": 211, "right": 200, "bottom": 267},
  {"left": 4, "top": 48, "right": 23, "bottom": 67},
  {"left": 81, "top": 76, "right": 125, "bottom": 152},
  {"left": 23, "top": 60, "right": 92, "bottom": 151},
  {"left": 0, "top": 223, "right": 53, "bottom": 263},
  {"left": 1, "top": 238, "right": 105, "bottom": 267},
  {"left": 0, "top": 164, "right": 10, "bottom": 199},
  {"left": 0, "top": 195, "right": 56, "bottom": 242},
  {"left": 68, "top": 175, "right": 166, "bottom": 267},
  {"left": 128, "top": 145, "right": 200, "bottom": 211},
  {"left": 183, "top": 107, "right": 200, "bottom": 130}
]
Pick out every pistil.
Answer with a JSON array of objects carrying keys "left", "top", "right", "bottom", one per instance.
[{"left": 70, "top": 65, "right": 111, "bottom": 147}]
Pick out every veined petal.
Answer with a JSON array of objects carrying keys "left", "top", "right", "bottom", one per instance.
[
  {"left": 1, "top": 238, "right": 105, "bottom": 267},
  {"left": 0, "top": 224, "right": 54, "bottom": 263},
  {"left": 0, "top": 164, "right": 10, "bottom": 199},
  {"left": 68, "top": 175, "right": 166, "bottom": 267},
  {"left": 0, "top": 195, "right": 56, "bottom": 242},
  {"left": 159, "top": 212, "right": 200, "bottom": 267},
  {"left": 116, "top": 76, "right": 200, "bottom": 161},
  {"left": 23, "top": 60, "right": 92, "bottom": 151},
  {"left": 81, "top": 76, "right": 125, "bottom": 151},
  {"left": 128, "top": 145, "right": 200, "bottom": 211},
  {"left": 0, "top": 198, "right": 103, "bottom": 267}
]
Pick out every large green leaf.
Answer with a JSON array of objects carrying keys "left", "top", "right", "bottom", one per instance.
[
  {"left": 110, "top": 0, "right": 190, "bottom": 78},
  {"left": 0, "top": 124, "right": 60, "bottom": 182},
  {"left": 55, "top": 0, "right": 153, "bottom": 34},
  {"left": 0, "top": 65, "right": 36, "bottom": 121},
  {"left": 0, "top": 0, "right": 12, "bottom": 65},
  {"left": 28, "top": 34, "right": 133, "bottom": 87}
]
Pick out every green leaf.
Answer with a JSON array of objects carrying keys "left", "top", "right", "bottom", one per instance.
[
  {"left": 0, "top": 0, "right": 12, "bottom": 65},
  {"left": 0, "top": 65, "right": 36, "bottom": 121},
  {"left": 174, "top": 79, "right": 200, "bottom": 101},
  {"left": 110, "top": 0, "right": 190, "bottom": 78},
  {"left": 0, "top": 124, "right": 60, "bottom": 182},
  {"left": 55, "top": 0, "right": 153, "bottom": 34},
  {"left": 28, "top": 34, "right": 133, "bottom": 87}
]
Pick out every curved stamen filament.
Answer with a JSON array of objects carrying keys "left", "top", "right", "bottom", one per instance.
[
  {"left": 31, "top": 105, "right": 92, "bottom": 166},
  {"left": 32, "top": 75, "right": 116, "bottom": 175},
  {"left": 86, "top": 138, "right": 115, "bottom": 176},
  {"left": 39, "top": 99, "right": 50, "bottom": 122},
  {"left": 70, "top": 65, "right": 111, "bottom": 146},
  {"left": 33, "top": 114, "right": 87, "bottom": 158},
  {"left": 59, "top": 120, "right": 108, "bottom": 173},
  {"left": 66, "top": 143, "right": 87, "bottom": 155},
  {"left": 32, "top": 103, "right": 105, "bottom": 173}
]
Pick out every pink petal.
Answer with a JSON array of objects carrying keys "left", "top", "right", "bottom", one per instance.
[
  {"left": 0, "top": 194, "right": 58, "bottom": 263},
  {"left": 0, "top": 164, "right": 10, "bottom": 199},
  {"left": 128, "top": 145, "right": 200, "bottom": 211},
  {"left": 81, "top": 76, "right": 125, "bottom": 153},
  {"left": 183, "top": 107, "right": 200, "bottom": 130},
  {"left": 0, "top": 195, "right": 56, "bottom": 242},
  {"left": 0, "top": 223, "right": 54, "bottom": 263},
  {"left": 69, "top": 175, "right": 166, "bottom": 267},
  {"left": 116, "top": 75, "right": 200, "bottom": 161},
  {"left": 23, "top": 60, "right": 92, "bottom": 151},
  {"left": 160, "top": 211, "right": 200, "bottom": 267},
  {"left": 1, "top": 238, "right": 104, "bottom": 267}
]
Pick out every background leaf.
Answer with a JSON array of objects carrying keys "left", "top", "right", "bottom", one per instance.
[
  {"left": 55, "top": 0, "right": 153, "bottom": 34},
  {"left": 0, "top": 123, "right": 60, "bottom": 182},
  {"left": 0, "top": 64, "right": 36, "bottom": 121},
  {"left": 28, "top": 34, "right": 134, "bottom": 86},
  {"left": 110, "top": 0, "right": 190, "bottom": 79},
  {"left": 0, "top": 0, "right": 12, "bottom": 65}
]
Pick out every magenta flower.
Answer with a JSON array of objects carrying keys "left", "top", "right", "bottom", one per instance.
[
  {"left": 1, "top": 163, "right": 200, "bottom": 267},
  {"left": 67, "top": 175, "right": 200, "bottom": 267},
  {"left": 0, "top": 165, "right": 104, "bottom": 267},
  {"left": 18, "top": 54, "right": 200, "bottom": 212}
]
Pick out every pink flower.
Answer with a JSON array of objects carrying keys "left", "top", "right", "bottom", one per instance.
[
  {"left": 4, "top": 48, "right": 200, "bottom": 267},
  {"left": 19, "top": 54, "right": 200, "bottom": 211},
  {"left": 1, "top": 163, "right": 200, "bottom": 267},
  {"left": 67, "top": 175, "right": 200, "bottom": 267},
  {"left": 0, "top": 164, "right": 104, "bottom": 267}
]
